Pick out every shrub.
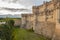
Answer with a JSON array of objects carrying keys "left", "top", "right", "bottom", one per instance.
[
  {"left": 0, "top": 24, "right": 14, "bottom": 40},
  {"left": 6, "top": 20, "right": 14, "bottom": 26}
]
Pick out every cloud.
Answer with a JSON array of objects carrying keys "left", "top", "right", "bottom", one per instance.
[
  {"left": 2, "top": 0, "right": 35, "bottom": 6},
  {"left": 0, "top": 8, "right": 31, "bottom": 15},
  {"left": 17, "top": 0, "right": 34, "bottom": 6},
  {"left": 0, "top": 1, "right": 26, "bottom": 9},
  {"left": 0, "top": 0, "right": 50, "bottom": 8},
  {"left": 0, "top": 0, "right": 50, "bottom": 15},
  {"left": 0, "top": 0, "right": 32, "bottom": 15},
  {"left": 2, "top": 7, "right": 31, "bottom": 12}
]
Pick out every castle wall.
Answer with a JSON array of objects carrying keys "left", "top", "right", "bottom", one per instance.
[
  {"left": 34, "top": 22, "right": 55, "bottom": 38},
  {"left": 21, "top": 14, "right": 35, "bottom": 30},
  {"left": 33, "top": 1, "right": 57, "bottom": 39},
  {"left": 25, "top": 14, "right": 31, "bottom": 29},
  {"left": 53, "top": 8, "right": 60, "bottom": 40},
  {"left": 34, "top": 9, "right": 56, "bottom": 38},
  {"left": 21, "top": 14, "right": 27, "bottom": 28},
  {"left": 21, "top": 0, "right": 60, "bottom": 40}
]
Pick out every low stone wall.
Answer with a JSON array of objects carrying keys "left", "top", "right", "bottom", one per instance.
[{"left": 34, "top": 22, "right": 56, "bottom": 38}]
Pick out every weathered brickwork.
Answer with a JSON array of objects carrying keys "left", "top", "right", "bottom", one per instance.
[
  {"left": 21, "top": 14, "right": 34, "bottom": 29},
  {"left": 33, "top": 0, "right": 60, "bottom": 40},
  {"left": 34, "top": 22, "right": 55, "bottom": 38},
  {"left": 21, "top": 14, "right": 27, "bottom": 28},
  {"left": 21, "top": 0, "right": 60, "bottom": 40}
]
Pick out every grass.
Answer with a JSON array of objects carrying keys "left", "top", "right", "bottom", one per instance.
[
  {"left": 12, "top": 28, "right": 48, "bottom": 40},
  {"left": 0, "top": 18, "right": 21, "bottom": 22}
]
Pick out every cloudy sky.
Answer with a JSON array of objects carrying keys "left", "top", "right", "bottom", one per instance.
[{"left": 0, "top": 0, "right": 50, "bottom": 15}]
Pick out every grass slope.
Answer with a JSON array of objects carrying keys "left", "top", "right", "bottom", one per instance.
[{"left": 12, "top": 28, "right": 48, "bottom": 40}]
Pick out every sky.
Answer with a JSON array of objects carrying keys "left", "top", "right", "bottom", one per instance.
[{"left": 0, "top": 0, "right": 50, "bottom": 15}]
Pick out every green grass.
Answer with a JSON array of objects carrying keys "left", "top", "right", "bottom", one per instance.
[
  {"left": 0, "top": 18, "right": 21, "bottom": 22},
  {"left": 12, "top": 28, "right": 48, "bottom": 40}
]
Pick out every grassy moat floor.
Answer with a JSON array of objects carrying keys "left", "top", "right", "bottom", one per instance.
[{"left": 12, "top": 28, "right": 50, "bottom": 40}]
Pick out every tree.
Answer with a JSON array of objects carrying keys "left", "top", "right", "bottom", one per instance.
[
  {"left": 6, "top": 19, "right": 15, "bottom": 26},
  {"left": 0, "top": 24, "right": 14, "bottom": 40}
]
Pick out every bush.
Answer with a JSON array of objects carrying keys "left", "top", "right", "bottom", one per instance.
[
  {"left": 0, "top": 24, "right": 14, "bottom": 40},
  {"left": 6, "top": 20, "right": 14, "bottom": 26}
]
